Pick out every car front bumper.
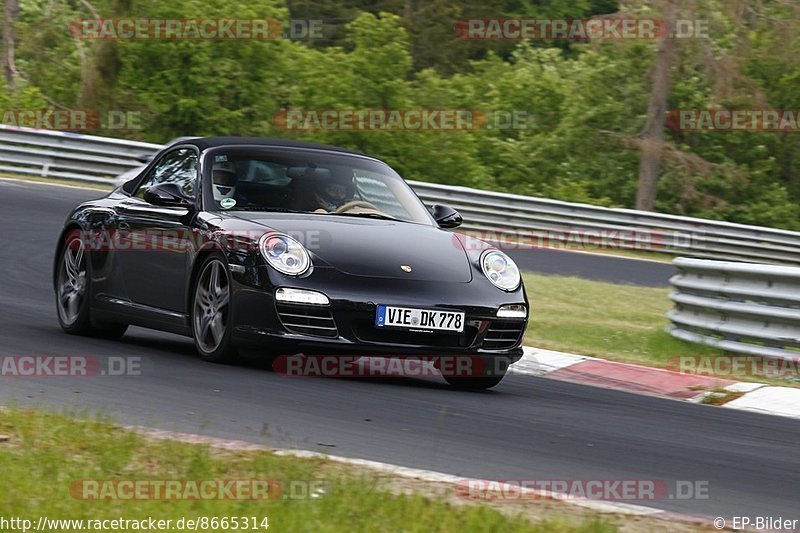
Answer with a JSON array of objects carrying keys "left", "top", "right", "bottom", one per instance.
[{"left": 229, "top": 266, "right": 527, "bottom": 363}]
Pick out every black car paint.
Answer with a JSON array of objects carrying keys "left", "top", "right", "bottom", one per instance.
[{"left": 54, "top": 140, "right": 528, "bottom": 362}]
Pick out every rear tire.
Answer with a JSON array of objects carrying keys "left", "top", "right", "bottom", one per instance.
[
  {"left": 56, "top": 232, "right": 128, "bottom": 339},
  {"left": 191, "top": 254, "right": 238, "bottom": 364}
]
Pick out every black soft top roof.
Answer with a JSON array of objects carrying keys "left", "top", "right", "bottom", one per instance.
[{"left": 179, "top": 136, "right": 368, "bottom": 157}]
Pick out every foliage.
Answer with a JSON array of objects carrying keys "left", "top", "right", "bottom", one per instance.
[{"left": 3, "top": 0, "right": 800, "bottom": 229}]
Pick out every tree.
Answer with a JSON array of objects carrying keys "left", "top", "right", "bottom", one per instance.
[
  {"left": 2, "top": 0, "right": 19, "bottom": 89},
  {"left": 635, "top": 0, "right": 677, "bottom": 211}
]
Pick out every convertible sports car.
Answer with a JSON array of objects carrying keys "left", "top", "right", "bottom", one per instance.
[{"left": 54, "top": 137, "right": 528, "bottom": 389}]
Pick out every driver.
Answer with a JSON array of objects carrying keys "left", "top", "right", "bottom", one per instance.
[
  {"left": 314, "top": 171, "right": 355, "bottom": 211},
  {"left": 212, "top": 160, "right": 238, "bottom": 202}
]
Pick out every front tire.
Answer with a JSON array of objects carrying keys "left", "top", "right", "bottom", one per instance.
[
  {"left": 56, "top": 232, "right": 128, "bottom": 339},
  {"left": 191, "top": 255, "right": 238, "bottom": 363}
]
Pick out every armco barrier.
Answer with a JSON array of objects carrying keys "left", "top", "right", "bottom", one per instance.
[
  {"left": 667, "top": 258, "right": 800, "bottom": 359},
  {"left": 0, "top": 125, "right": 160, "bottom": 184},
  {"left": 2, "top": 125, "right": 800, "bottom": 264}
]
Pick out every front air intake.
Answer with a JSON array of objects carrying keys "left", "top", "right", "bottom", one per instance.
[
  {"left": 482, "top": 320, "right": 525, "bottom": 350},
  {"left": 276, "top": 303, "right": 338, "bottom": 338}
]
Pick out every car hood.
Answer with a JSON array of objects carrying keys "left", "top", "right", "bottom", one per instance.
[{"left": 238, "top": 214, "right": 473, "bottom": 282}]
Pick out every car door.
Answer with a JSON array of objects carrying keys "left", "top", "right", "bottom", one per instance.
[{"left": 114, "top": 147, "right": 200, "bottom": 313}]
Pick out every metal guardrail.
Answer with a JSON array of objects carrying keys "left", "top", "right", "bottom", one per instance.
[
  {"left": 408, "top": 181, "right": 800, "bottom": 265},
  {"left": 0, "top": 125, "right": 160, "bottom": 184},
  {"left": 668, "top": 258, "right": 800, "bottom": 359},
  {"left": 3, "top": 125, "right": 800, "bottom": 264}
]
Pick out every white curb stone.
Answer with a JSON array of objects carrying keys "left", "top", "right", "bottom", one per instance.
[{"left": 723, "top": 387, "right": 800, "bottom": 419}]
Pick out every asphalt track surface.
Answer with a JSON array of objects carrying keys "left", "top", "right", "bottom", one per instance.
[{"left": 1, "top": 179, "right": 798, "bottom": 523}]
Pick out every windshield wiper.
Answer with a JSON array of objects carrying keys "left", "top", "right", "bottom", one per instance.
[
  {"left": 230, "top": 206, "right": 303, "bottom": 213},
  {"left": 232, "top": 205, "right": 400, "bottom": 220},
  {"left": 332, "top": 212, "right": 399, "bottom": 221}
]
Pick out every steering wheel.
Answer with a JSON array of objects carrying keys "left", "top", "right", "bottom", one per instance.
[{"left": 334, "top": 200, "right": 380, "bottom": 213}]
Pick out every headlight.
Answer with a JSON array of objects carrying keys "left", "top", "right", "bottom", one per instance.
[
  {"left": 480, "top": 250, "right": 521, "bottom": 291},
  {"left": 259, "top": 233, "right": 311, "bottom": 276}
]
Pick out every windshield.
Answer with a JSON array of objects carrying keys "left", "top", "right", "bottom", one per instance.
[{"left": 203, "top": 147, "right": 434, "bottom": 225}]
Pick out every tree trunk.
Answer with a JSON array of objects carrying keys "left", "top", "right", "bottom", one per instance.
[
  {"left": 635, "top": 0, "right": 678, "bottom": 211},
  {"left": 75, "top": 0, "right": 102, "bottom": 108},
  {"left": 2, "top": 0, "right": 19, "bottom": 89},
  {"left": 76, "top": 42, "right": 97, "bottom": 109}
]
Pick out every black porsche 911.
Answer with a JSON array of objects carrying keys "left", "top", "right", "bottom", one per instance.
[{"left": 54, "top": 137, "right": 528, "bottom": 389}]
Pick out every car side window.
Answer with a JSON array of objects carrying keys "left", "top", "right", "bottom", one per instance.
[{"left": 135, "top": 148, "right": 198, "bottom": 199}]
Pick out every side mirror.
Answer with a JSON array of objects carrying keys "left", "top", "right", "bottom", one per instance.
[
  {"left": 432, "top": 204, "right": 462, "bottom": 229},
  {"left": 143, "top": 182, "right": 194, "bottom": 209},
  {"left": 135, "top": 152, "right": 156, "bottom": 164}
]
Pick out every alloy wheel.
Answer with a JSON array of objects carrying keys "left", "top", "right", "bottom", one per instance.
[
  {"left": 57, "top": 238, "right": 86, "bottom": 326},
  {"left": 193, "top": 259, "right": 231, "bottom": 353}
]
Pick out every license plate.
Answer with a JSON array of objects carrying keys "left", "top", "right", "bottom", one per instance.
[{"left": 375, "top": 305, "right": 465, "bottom": 333}]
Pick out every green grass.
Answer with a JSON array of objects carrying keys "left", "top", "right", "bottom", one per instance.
[
  {"left": 520, "top": 272, "right": 800, "bottom": 387},
  {"left": 0, "top": 408, "right": 619, "bottom": 533},
  {"left": 522, "top": 272, "right": 724, "bottom": 367}
]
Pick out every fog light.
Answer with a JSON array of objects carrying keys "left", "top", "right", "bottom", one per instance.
[
  {"left": 276, "top": 288, "right": 330, "bottom": 306},
  {"left": 497, "top": 304, "right": 527, "bottom": 319}
]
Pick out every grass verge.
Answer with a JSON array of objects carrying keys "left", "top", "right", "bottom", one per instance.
[
  {"left": 0, "top": 408, "right": 635, "bottom": 532},
  {"left": 522, "top": 272, "right": 721, "bottom": 366}
]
